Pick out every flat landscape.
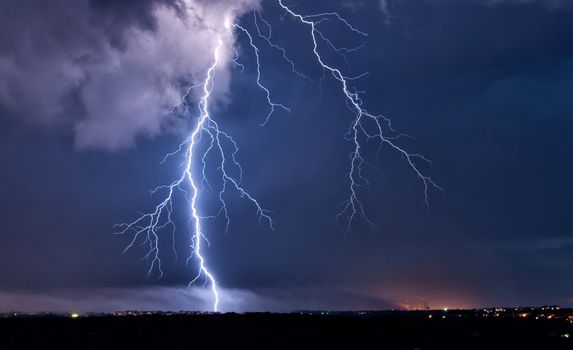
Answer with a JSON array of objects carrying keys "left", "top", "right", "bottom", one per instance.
[{"left": 2, "top": 309, "right": 572, "bottom": 349}]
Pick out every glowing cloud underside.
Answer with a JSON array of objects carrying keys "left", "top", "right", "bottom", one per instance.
[{"left": 117, "top": 0, "right": 440, "bottom": 312}]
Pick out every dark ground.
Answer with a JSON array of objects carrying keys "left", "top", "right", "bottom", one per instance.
[{"left": 1, "top": 311, "right": 572, "bottom": 349}]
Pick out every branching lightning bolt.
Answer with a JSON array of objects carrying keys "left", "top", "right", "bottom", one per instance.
[
  {"left": 252, "top": 12, "right": 312, "bottom": 82},
  {"left": 116, "top": 38, "right": 273, "bottom": 312},
  {"left": 117, "top": 0, "right": 441, "bottom": 312},
  {"left": 275, "top": 1, "right": 442, "bottom": 232},
  {"left": 233, "top": 23, "right": 291, "bottom": 126}
]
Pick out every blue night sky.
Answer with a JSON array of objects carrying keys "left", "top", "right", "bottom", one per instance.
[{"left": 0, "top": 0, "right": 572, "bottom": 312}]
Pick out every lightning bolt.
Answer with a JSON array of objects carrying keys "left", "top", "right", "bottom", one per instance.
[
  {"left": 233, "top": 23, "right": 291, "bottom": 126},
  {"left": 252, "top": 12, "right": 312, "bottom": 82},
  {"left": 118, "top": 0, "right": 441, "bottom": 312},
  {"left": 116, "top": 37, "right": 273, "bottom": 312},
  {"left": 276, "top": 1, "right": 442, "bottom": 232}
]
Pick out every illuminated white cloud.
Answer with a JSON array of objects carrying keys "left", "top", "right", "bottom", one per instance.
[{"left": 0, "top": 0, "right": 260, "bottom": 152}]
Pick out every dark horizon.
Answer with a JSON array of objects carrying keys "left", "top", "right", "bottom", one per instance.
[{"left": 3, "top": 309, "right": 572, "bottom": 349}]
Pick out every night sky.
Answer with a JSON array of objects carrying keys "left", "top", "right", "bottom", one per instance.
[{"left": 0, "top": 0, "right": 572, "bottom": 312}]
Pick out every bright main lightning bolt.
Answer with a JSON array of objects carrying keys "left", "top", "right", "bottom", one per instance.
[
  {"left": 118, "top": 1, "right": 440, "bottom": 312},
  {"left": 116, "top": 38, "right": 272, "bottom": 312}
]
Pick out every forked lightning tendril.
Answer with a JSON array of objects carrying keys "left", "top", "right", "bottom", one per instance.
[{"left": 277, "top": 1, "right": 442, "bottom": 232}]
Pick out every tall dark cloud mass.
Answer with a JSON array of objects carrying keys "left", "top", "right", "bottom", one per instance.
[{"left": 0, "top": 0, "right": 572, "bottom": 312}]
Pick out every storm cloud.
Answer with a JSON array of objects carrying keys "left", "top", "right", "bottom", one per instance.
[{"left": 0, "top": 0, "right": 259, "bottom": 151}]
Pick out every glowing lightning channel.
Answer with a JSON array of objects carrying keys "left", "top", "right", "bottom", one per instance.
[
  {"left": 276, "top": 1, "right": 442, "bottom": 232},
  {"left": 117, "top": 37, "right": 273, "bottom": 312},
  {"left": 183, "top": 40, "right": 224, "bottom": 312}
]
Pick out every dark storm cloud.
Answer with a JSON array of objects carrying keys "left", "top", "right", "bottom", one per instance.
[
  {"left": 0, "top": 0, "right": 178, "bottom": 112},
  {"left": 0, "top": 0, "right": 176, "bottom": 149}
]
